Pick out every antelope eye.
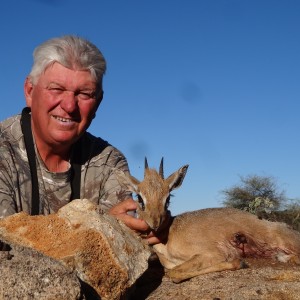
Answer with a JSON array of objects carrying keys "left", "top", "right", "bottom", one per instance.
[
  {"left": 137, "top": 195, "right": 145, "bottom": 211},
  {"left": 165, "top": 195, "right": 171, "bottom": 210}
]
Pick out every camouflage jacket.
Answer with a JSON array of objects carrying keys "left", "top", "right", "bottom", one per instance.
[{"left": 0, "top": 113, "right": 131, "bottom": 218}]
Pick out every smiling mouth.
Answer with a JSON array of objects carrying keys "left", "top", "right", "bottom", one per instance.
[{"left": 52, "top": 115, "right": 76, "bottom": 123}]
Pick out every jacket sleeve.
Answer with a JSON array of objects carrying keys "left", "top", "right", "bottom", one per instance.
[
  {"left": 0, "top": 142, "right": 20, "bottom": 218},
  {"left": 97, "top": 149, "right": 132, "bottom": 211}
]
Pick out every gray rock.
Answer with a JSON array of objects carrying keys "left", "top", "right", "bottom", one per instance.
[
  {"left": 0, "top": 245, "right": 83, "bottom": 300},
  {"left": 0, "top": 199, "right": 150, "bottom": 300}
]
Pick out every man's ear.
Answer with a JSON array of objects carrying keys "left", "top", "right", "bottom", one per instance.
[{"left": 24, "top": 77, "right": 33, "bottom": 107}]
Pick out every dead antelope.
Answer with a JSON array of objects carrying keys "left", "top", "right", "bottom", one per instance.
[{"left": 116, "top": 158, "right": 300, "bottom": 283}]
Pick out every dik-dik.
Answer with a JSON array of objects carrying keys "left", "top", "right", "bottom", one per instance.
[{"left": 115, "top": 159, "right": 300, "bottom": 283}]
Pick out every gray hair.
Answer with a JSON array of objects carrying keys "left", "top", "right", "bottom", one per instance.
[{"left": 28, "top": 35, "right": 106, "bottom": 91}]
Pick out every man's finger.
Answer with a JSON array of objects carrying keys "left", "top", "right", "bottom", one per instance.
[{"left": 118, "top": 213, "right": 149, "bottom": 232}]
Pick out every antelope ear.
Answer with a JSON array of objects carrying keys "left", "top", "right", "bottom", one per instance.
[
  {"left": 114, "top": 169, "right": 141, "bottom": 193},
  {"left": 166, "top": 165, "right": 189, "bottom": 191}
]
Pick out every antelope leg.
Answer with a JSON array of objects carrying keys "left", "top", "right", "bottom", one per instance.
[{"left": 167, "top": 255, "right": 245, "bottom": 283}]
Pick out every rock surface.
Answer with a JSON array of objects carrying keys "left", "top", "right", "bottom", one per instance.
[
  {"left": 132, "top": 258, "right": 300, "bottom": 300},
  {"left": 0, "top": 199, "right": 150, "bottom": 300},
  {"left": 0, "top": 244, "right": 84, "bottom": 300}
]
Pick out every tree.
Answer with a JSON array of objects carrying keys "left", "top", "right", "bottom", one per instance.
[{"left": 221, "top": 175, "right": 287, "bottom": 214}]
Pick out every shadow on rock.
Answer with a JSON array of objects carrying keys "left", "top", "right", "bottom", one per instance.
[{"left": 131, "top": 258, "right": 165, "bottom": 300}]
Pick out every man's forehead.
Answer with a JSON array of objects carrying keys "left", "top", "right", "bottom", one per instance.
[{"left": 39, "top": 62, "right": 96, "bottom": 87}]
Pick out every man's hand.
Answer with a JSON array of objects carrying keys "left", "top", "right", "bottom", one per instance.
[{"left": 109, "top": 198, "right": 161, "bottom": 245}]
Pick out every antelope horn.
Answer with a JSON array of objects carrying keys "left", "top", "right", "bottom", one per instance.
[
  {"left": 159, "top": 157, "right": 164, "bottom": 179},
  {"left": 144, "top": 157, "right": 149, "bottom": 177}
]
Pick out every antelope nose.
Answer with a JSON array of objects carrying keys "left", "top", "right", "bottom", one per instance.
[
  {"left": 151, "top": 219, "right": 163, "bottom": 232},
  {"left": 152, "top": 225, "right": 160, "bottom": 232}
]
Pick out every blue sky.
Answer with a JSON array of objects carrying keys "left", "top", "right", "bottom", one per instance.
[{"left": 1, "top": 0, "right": 299, "bottom": 215}]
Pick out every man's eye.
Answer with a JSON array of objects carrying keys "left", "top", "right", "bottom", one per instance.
[
  {"left": 77, "top": 92, "right": 95, "bottom": 100},
  {"left": 48, "top": 87, "right": 64, "bottom": 94},
  {"left": 79, "top": 93, "right": 92, "bottom": 100}
]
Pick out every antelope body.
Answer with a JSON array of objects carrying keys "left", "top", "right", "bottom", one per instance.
[{"left": 116, "top": 159, "right": 300, "bottom": 283}]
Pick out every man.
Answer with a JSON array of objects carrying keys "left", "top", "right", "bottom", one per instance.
[{"left": 0, "top": 35, "right": 158, "bottom": 248}]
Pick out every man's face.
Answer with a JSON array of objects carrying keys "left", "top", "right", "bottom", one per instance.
[{"left": 24, "top": 62, "right": 101, "bottom": 150}]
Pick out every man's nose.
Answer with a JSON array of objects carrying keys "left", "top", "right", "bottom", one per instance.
[{"left": 60, "top": 91, "right": 78, "bottom": 112}]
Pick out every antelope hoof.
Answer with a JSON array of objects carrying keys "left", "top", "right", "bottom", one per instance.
[
  {"left": 240, "top": 260, "right": 249, "bottom": 269},
  {"left": 166, "top": 270, "right": 189, "bottom": 283}
]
